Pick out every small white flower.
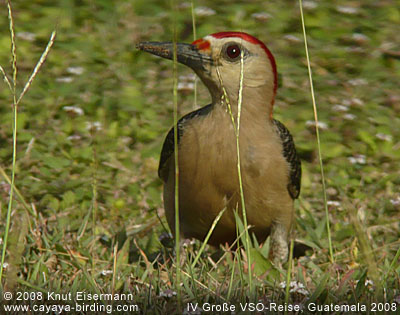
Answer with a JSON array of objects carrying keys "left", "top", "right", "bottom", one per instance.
[
  {"left": 327, "top": 201, "right": 341, "bottom": 207},
  {"left": 343, "top": 113, "right": 356, "bottom": 120},
  {"left": 296, "top": 288, "right": 310, "bottom": 295},
  {"left": 297, "top": 282, "right": 305, "bottom": 289},
  {"left": 56, "top": 77, "right": 74, "bottom": 83},
  {"left": 0, "top": 237, "right": 2, "bottom": 245},
  {"left": 282, "top": 281, "right": 309, "bottom": 295},
  {"left": 364, "top": 279, "right": 374, "bottom": 292},
  {"left": 346, "top": 47, "right": 365, "bottom": 53},
  {"left": 336, "top": 6, "right": 359, "bottom": 15},
  {"left": 375, "top": 133, "right": 392, "bottom": 142},
  {"left": 348, "top": 78, "right": 367, "bottom": 86},
  {"left": 101, "top": 270, "right": 113, "bottom": 276},
  {"left": 305, "top": 120, "right": 328, "bottom": 130},
  {"left": 283, "top": 35, "right": 302, "bottom": 43},
  {"left": 179, "top": 74, "right": 196, "bottom": 82},
  {"left": 351, "top": 33, "right": 370, "bottom": 43},
  {"left": 348, "top": 154, "right": 366, "bottom": 165},
  {"left": 177, "top": 82, "right": 194, "bottom": 92},
  {"left": 365, "top": 279, "right": 374, "bottom": 286},
  {"left": 63, "top": 106, "right": 84, "bottom": 116},
  {"left": 177, "top": 2, "right": 191, "bottom": 10},
  {"left": 86, "top": 121, "right": 102, "bottom": 132},
  {"left": 194, "top": 6, "right": 216, "bottom": 17},
  {"left": 182, "top": 239, "right": 196, "bottom": 248},
  {"left": 390, "top": 197, "right": 400, "bottom": 206},
  {"left": 342, "top": 99, "right": 351, "bottom": 106},
  {"left": 303, "top": 1, "right": 318, "bottom": 10},
  {"left": 332, "top": 104, "right": 349, "bottom": 112},
  {"left": 251, "top": 12, "right": 272, "bottom": 22},
  {"left": 380, "top": 42, "right": 396, "bottom": 51},
  {"left": 160, "top": 289, "right": 177, "bottom": 298},
  {"left": 67, "top": 135, "right": 82, "bottom": 141},
  {"left": 16, "top": 31, "right": 36, "bottom": 41},
  {"left": 178, "top": 74, "right": 196, "bottom": 92},
  {"left": 3, "top": 262, "right": 9, "bottom": 269},
  {"left": 351, "top": 98, "right": 364, "bottom": 106},
  {"left": 67, "top": 66, "right": 85, "bottom": 75}
]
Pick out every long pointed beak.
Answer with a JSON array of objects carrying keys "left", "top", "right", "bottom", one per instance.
[{"left": 136, "top": 41, "right": 212, "bottom": 71}]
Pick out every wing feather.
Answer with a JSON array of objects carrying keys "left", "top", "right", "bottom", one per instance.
[
  {"left": 158, "top": 104, "right": 212, "bottom": 181},
  {"left": 272, "top": 119, "right": 301, "bottom": 199}
]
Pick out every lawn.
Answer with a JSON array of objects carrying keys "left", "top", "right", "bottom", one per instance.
[{"left": 0, "top": 0, "right": 399, "bottom": 313}]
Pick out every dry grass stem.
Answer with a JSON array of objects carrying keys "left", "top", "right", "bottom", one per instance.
[
  {"left": 17, "top": 30, "right": 56, "bottom": 105},
  {"left": 299, "top": 0, "right": 334, "bottom": 262}
]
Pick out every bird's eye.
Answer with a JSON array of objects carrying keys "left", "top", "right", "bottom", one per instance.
[{"left": 226, "top": 44, "right": 241, "bottom": 60}]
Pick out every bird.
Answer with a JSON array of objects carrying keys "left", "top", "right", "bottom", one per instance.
[{"left": 137, "top": 32, "right": 301, "bottom": 263}]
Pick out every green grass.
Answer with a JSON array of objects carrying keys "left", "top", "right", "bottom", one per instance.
[{"left": 1, "top": 0, "right": 399, "bottom": 313}]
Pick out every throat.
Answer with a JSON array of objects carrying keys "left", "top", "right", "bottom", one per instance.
[
  {"left": 216, "top": 97, "right": 272, "bottom": 125},
  {"left": 213, "top": 85, "right": 274, "bottom": 122}
]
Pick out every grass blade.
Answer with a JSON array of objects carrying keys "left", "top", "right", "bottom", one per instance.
[
  {"left": 0, "top": 64, "right": 12, "bottom": 92},
  {"left": 383, "top": 246, "right": 400, "bottom": 283},
  {"left": 307, "top": 273, "right": 329, "bottom": 303},
  {"left": 284, "top": 239, "right": 294, "bottom": 314},
  {"left": 215, "top": 45, "right": 254, "bottom": 296},
  {"left": 0, "top": 0, "right": 18, "bottom": 284},
  {"left": 191, "top": 0, "right": 198, "bottom": 109},
  {"left": 16, "top": 30, "right": 56, "bottom": 105},
  {"left": 171, "top": 0, "right": 181, "bottom": 305},
  {"left": 299, "top": 0, "right": 334, "bottom": 263},
  {"left": 191, "top": 207, "right": 226, "bottom": 269},
  {"left": 0, "top": 166, "right": 36, "bottom": 217},
  {"left": 0, "top": 1, "right": 56, "bottom": 285},
  {"left": 236, "top": 45, "right": 253, "bottom": 296}
]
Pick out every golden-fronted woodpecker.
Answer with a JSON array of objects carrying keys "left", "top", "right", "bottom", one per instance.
[{"left": 137, "top": 32, "right": 301, "bottom": 263}]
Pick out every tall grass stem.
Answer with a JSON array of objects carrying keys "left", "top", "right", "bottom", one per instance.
[
  {"left": 0, "top": 0, "right": 56, "bottom": 284},
  {"left": 215, "top": 51, "right": 253, "bottom": 295},
  {"left": 191, "top": 207, "right": 226, "bottom": 269},
  {"left": 236, "top": 48, "right": 253, "bottom": 294},
  {"left": 0, "top": 0, "right": 18, "bottom": 284},
  {"left": 284, "top": 239, "right": 294, "bottom": 314},
  {"left": 171, "top": 0, "right": 181, "bottom": 305},
  {"left": 299, "top": 0, "right": 334, "bottom": 263},
  {"left": 91, "top": 128, "right": 99, "bottom": 276},
  {"left": 191, "top": 0, "right": 198, "bottom": 109},
  {"left": 0, "top": 65, "right": 12, "bottom": 91},
  {"left": 17, "top": 30, "right": 56, "bottom": 105},
  {"left": 0, "top": 166, "right": 35, "bottom": 216}
]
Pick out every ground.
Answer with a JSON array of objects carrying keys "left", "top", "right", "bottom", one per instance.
[{"left": 0, "top": 0, "right": 399, "bottom": 313}]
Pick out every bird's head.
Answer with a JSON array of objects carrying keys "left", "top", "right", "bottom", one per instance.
[{"left": 137, "top": 32, "right": 277, "bottom": 117}]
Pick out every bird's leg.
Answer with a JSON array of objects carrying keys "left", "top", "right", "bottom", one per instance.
[{"left": 269, "top": 221, "right": 289, "bottom": 265}]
